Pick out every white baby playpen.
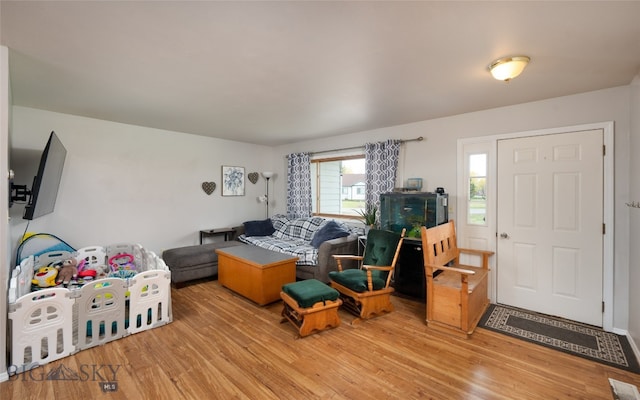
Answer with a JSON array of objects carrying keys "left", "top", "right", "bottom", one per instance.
[{"left": 7, "top": 243, "right": 172, "bottom": 374}]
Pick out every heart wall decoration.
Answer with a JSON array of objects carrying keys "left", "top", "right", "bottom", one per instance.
[
  {"left": 248, "top": 172, "right": 259, "bottom": 184},
  {"left": 201, "top": 181, "right": 216, "bottom": 195}
]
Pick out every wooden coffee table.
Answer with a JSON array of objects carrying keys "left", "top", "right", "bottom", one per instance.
[{"left": 216, "top": 245, "right": 298, "bottom": 305}]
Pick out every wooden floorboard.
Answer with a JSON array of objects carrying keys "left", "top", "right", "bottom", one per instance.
[{"left": 2, "top": 279, "right": 639, "bottom": 399}]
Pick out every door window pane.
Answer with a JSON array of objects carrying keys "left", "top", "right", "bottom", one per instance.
[{"left": 468, "top": 154, "right": 487, "bottom": 225}]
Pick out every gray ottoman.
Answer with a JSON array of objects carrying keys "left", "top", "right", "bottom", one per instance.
[{"left": 163, "top": 241, "right": 243, "bottom": 287}]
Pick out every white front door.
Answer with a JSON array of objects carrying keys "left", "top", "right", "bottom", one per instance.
[{"left": 496, "top": 129, "right": 603, "bottom": 326}]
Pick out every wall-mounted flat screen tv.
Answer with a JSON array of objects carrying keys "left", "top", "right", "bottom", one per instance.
[{"left": 23, "top": 131, "right": 67, "bottom": 220}]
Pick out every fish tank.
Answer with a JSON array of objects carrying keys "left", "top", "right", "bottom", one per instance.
[{"left": 379, "top": 192, "right": 448, "bottom": 238}]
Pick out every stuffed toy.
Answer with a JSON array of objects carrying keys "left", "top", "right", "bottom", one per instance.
[
  {"left": 32, "top": 266, "right": 59, "bottom": 288},
  {"left": 56, "top": 258, "right": 79, "bottom": 286}
]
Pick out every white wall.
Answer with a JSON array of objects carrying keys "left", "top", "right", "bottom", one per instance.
[
  {"left": 9, "top": 107, "right": 276, "bottom": 257},
  {"left": 629, "top": 75, "right": 640, "bottom": 347},
  {"left": 1, "top": 45, "right": 10, "bottom": 382},
  {"left": 275, "top": 85, "right": 633, "bottom": 332}
]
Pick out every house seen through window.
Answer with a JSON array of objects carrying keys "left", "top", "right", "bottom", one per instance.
[{"left": 311, "top": 156, "right": 365, "bottom": 218}]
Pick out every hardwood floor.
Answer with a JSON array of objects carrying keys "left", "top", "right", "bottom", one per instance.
[{"left": 2, "top": 279, "right": 639, "bottom": 399}]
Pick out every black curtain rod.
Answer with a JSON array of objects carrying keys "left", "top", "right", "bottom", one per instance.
[{"left": 309, "top": 136, "right": 424, "bottom": 156}]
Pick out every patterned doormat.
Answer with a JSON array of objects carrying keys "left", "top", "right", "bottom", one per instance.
[{"left": 479, "top": 304, "right": 640, "bottom": 373}]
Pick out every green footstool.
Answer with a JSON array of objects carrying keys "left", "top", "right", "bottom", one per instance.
[{"left": 280, "top": 279, "right": 342, "bottom": 337}]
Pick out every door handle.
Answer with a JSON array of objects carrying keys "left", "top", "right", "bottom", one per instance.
[{"left": 500, "top": 232, "right": 510, "bottom": 239}]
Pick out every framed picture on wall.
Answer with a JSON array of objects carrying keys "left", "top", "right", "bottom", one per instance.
[{"left": 221, "top": 166, "right": 245, "bottom": 196}]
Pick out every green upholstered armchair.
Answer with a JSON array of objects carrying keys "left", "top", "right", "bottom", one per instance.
[{"left": 329, "top": 228, "right": 405, "bottom": 320}]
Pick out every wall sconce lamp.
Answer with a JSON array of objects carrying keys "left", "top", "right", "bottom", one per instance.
[
  {"left": 258, "top": 171, "right": 275, "bottom": 218},
  {"left": 488, "top": 55, "right": 530, "bottom": 82}
]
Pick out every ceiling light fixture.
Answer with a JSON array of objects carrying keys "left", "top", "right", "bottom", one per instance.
[{"left": 488, "top": 56, "right": 530, "bottom": 82}]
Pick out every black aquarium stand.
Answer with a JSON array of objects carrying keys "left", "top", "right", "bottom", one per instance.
[{"left": 393, "top": 238, "right": 426, "bottom": 301}]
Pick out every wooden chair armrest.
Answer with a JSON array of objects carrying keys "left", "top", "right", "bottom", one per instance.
[
  {"left": 459, "top": 248, "right": 495, "bottom": 257},
  {"left": 332, "top": 255, "right": 363, "bottom": 271},
  {"left": 425, "top": 263, "right": 476, "bottom": 276},
  {"left": 362, "top": 264, "right": 392, "bottom": 272},
  {"left": 458, "top": 247, "right": 494, "bottom": 269},
  {"left": 332, "top": 255, "right": 363, "bottom": 261}
]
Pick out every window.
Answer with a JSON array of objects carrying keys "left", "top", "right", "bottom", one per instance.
[
  {"left": 311, "top": 155, "right": 365, "bottom": 218},
  {"left": 467, "top": 153, "right": 487, "bottom": 225}
]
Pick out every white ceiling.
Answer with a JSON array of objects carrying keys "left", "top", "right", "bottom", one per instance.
[{"left": 2, "top": 1, "right": 640, "bottom": 146}]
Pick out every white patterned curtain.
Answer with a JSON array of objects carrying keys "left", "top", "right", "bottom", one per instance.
[
  {"left": 286, "top": 152, "right": 312, "bottom": 218},
  {"left": 365, "top": 140, "right": 401, "bottom": 216}
]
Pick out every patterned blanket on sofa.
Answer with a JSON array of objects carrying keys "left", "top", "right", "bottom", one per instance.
[{"left": 238, "top": 215, "right": 356, "bottom": 266}]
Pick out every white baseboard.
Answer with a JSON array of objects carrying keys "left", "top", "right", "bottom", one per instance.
[
  {"left": 612, "top": 327, "right": 627, "bottom": 336},
  {"left": 626, "top": 332, "right": 640, "bottom": 364},
  {"left": 610, "top": 328, "right": 640, "bottom": 365},
  {"left": 0, "top": 371, "right": 8, "bottom": 382}
]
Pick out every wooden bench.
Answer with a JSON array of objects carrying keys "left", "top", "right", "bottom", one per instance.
[{"left": 421, "top": 221, "right": 494, "bottom": 338}]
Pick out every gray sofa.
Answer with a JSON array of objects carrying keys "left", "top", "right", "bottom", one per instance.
[
  {"left": 163, "top": 215, "right": 359, "bottom": 287},
  {"left": 162, "top": 239, "right": 243, "bottom": 287},
  {"left": 237, "top": 215, "right": 359, "bottom": 283}
]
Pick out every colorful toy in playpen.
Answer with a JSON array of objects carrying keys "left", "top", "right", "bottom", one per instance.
[
  {"left": 76, "top": 258, "right": 98, "bottom": 280},
  {"left": 107, "top": 253, "right": 137, "bottom": 279},
  {"left": 31, "top": 266, "right": 59, "bottom": 288},
  {"left": 56, "top": 258, "right": 79, "bottom": 286},
  {"left": 109, "top": 253, "right": 136, "bottom": 272}
]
